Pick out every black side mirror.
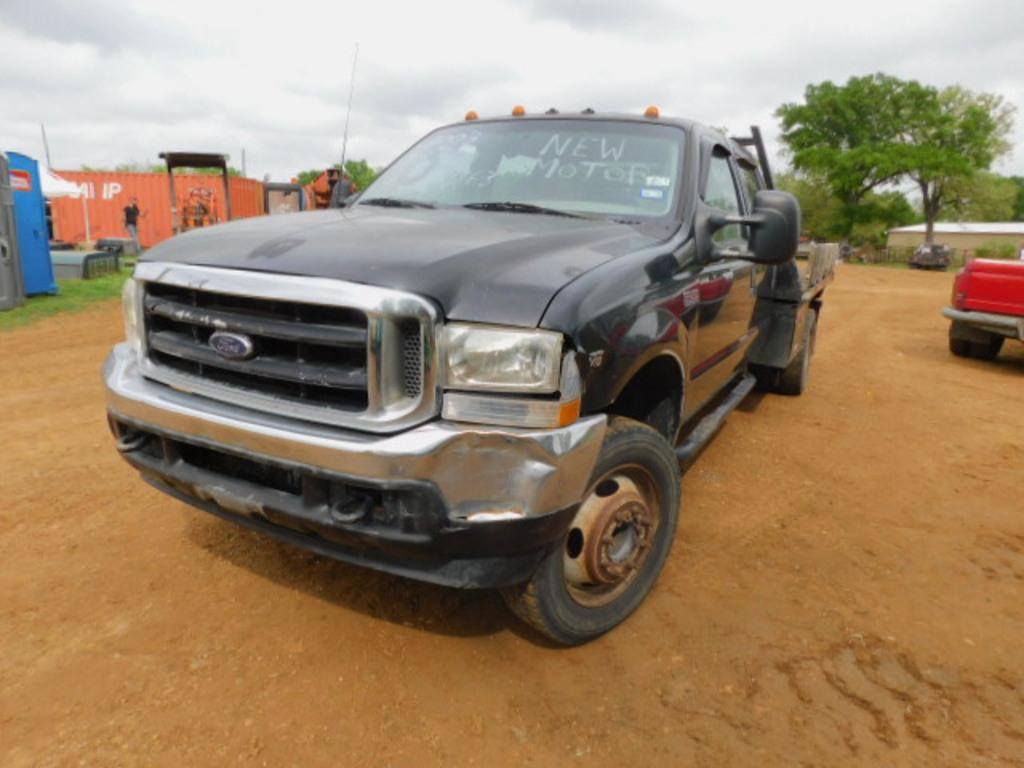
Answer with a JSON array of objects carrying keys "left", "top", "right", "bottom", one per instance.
[
  {"left": 746, "top": 190, "right": 800, "bottom": 264},
  {"left": 705, "top": 190, "right": 801, "bottom": 265}
]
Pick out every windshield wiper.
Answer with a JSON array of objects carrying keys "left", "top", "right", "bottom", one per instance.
[
  {"left": 360, "top": 197, "right": 436, "bottom": 209},
  {"left": 462, "top": 201, "right": 590, "bottom": 219}
]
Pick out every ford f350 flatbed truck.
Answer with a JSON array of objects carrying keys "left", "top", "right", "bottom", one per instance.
[{"left": 105, "top": 108, "right": 834, "bottom": 644}]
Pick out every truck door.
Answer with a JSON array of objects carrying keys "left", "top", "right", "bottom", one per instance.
[{"left": 688, "top": 148, "right": 757, "bottom": 409}]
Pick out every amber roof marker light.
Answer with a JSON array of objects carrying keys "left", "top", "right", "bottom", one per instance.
[
  {"left": 512, "top": 105, "right": 526, "bottom": 116},
  {"left": 644, "top": 105, "right": 661, "bottom": 118},
  {"left": 465, "top": 110, "right": 479, "bottom": 121}
]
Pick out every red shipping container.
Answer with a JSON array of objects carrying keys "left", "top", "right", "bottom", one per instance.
[{"left": 49, "top": 171, "right": 266, "bottom": 248}]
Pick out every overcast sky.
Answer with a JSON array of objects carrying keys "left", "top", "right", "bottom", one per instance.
[{"left": 1, "top": 0, "right": 1022, "bottom": 183}]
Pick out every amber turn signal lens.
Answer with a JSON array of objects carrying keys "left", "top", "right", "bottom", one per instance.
[
  {"left": 512, "top": 105, "right": 526, "bottom": 116},
  {"left": 465, "top": 110, "right": 479, "bottom": 121},
  {"left": 557, "top": 399, "right": 582, "bottom": 427},
  {"left": 644, "top": 105, "right": 660, "bottom": 118}
]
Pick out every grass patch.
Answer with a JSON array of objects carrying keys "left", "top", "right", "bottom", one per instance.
[{"left": 0, "top": 269, "right": 131, "bottom": 332}]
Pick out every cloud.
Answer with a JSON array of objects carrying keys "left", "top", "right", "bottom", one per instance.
[
  {"left": 0, "top": 0, "right": 190, "bottom": 52},
  {"left": 0, "top": 0, "right": 1020, "bottom": 183},
  {"left": 523, "top": 0, "right": 687, "bottom": 34}
]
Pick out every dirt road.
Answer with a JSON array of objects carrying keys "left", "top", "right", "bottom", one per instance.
[{"left": 2, "top": 265, "right": 1022, "bottom": 767}]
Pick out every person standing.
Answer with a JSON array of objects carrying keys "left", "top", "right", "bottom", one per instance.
[{"left": 123, "top": 197, "right": 144, "bottom": 253}]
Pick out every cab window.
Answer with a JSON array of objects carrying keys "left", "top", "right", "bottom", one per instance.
[{"left": 703, "top": 152, "right": 743, "bottom": 243}]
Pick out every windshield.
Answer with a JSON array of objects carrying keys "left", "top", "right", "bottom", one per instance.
[{"left": 361, "top": 119, "right": 685, "bottom": 220}]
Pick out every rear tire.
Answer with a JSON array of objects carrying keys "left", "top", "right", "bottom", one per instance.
[
  {"left": 502, "top": 417, "right": 681, "bottom": 645},
  {"left": 971, "top": 334, "right": 1004, "bottom": 360},
  {"left": 949, "top": 334, "right": 973, "bottom": 358},
  {"left": 949, "top": 328, "right": 1004, "bottom": 360}
]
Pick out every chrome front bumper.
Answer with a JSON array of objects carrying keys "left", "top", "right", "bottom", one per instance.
[
  {"left": 943, "top": 307, "right": 1024, "bottom": 340},
  {"left": 104, "top": 343, "right": 607, "bottom": 521}
]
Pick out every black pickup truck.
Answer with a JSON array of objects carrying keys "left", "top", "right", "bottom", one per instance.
[{"left": 105, "top": 109, "right": 834, "bottom": 644}]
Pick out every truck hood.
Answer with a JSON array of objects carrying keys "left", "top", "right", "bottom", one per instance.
[{"left": 141, "top": 206, "right": 659, "bottom": 326}]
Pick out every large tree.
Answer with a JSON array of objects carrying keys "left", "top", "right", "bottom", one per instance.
[
  {"left": 902, "top": 86, "right": 1014, "bottom": 242},
  {"left": 776, "top": 74, "right": 929, "bottom": 237},
  {"left": 777, "top": 74, "right": 1014, "bottom": 242}
]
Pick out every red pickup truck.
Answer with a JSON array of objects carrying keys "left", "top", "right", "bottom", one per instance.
[{"left": 943, "top": 259, "right": 1024, "bottom": 359}]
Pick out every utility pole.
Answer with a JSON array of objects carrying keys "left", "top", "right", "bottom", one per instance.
[
  {"left": 40, "top": 123, "right": 53, "bottom": 168},
  {"left": 241, "top": 148, "right": 247, "bottom": 177},
  {"left": 339, "top": 43, "right": 360, "bottom": 174}
]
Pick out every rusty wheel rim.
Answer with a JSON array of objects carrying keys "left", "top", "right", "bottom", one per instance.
[{"left": 562, "top": 465, "right": 661, "bottom": 608}]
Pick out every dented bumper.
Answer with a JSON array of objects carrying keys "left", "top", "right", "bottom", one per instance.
[{"left": 103, "top": 344, "right": 606, "bottom": 587}]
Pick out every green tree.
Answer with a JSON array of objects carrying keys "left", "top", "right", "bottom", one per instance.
[
  {"left": 903, "top": 86, "right": 1014, "bottom": 242},
  {"left": 1008, "top": 176, "right": 1024, "bottom": 221},
  {"left": 776, "top": 172, "right": 845, "bottom": 240},
  {"left": 777, "top": 74, "right": 1015, "bottom": 242},
  {"left": 850, "top": 191, "right": 918, "bottom": 247},
  {"left": 777, "top": 172, "right": 916, "bottom": 245},
  {"left": 776, "top": 74, "right": 927, "bottom": 238},
  {"left": 942, "top": 171, "right": 1019, "bottom": 221},
  {"left": 342, "top": 159, "right": 379, "bottom": 191},
  {"left": 296, "top": 168, "right": 322, "bottom": 186}
]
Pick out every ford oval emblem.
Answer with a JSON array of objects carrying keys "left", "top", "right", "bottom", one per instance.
[{"left": 209, "top": 331, "right": 255, "bottom": 361}]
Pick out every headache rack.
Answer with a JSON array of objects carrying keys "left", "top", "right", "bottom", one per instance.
[{"left": 730, "top": 126, "right": 775, "bottom": 190}]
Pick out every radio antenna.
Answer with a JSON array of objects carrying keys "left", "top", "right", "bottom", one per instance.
[
  {"left": 40, "top": 123, "right": 53, "bottom": 168},
  {"left": 339, "top": 43, "right": 360, "bottom": 175}
]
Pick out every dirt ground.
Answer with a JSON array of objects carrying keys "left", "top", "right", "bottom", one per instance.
[{"left": 1, "top": 265, "right": 1022, "bottom": 767}]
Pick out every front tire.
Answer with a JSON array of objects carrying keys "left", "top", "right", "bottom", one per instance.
[{"left": 502, "top": 417, "right": 681, "bottom": 645}]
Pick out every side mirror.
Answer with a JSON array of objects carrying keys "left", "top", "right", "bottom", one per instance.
[
  {"left": 705, "top": 190, "right": 801, "bottom": 265},
  {"left": 746, "top": 190, "right": 800, "bottom": 265}
]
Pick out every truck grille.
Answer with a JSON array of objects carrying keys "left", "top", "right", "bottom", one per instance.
[
  {"left": 134, "top": 263, "right": 439, "bottom": 433},
  {"left": 145, "top": 282, "right": 371, "bottom": 411}
]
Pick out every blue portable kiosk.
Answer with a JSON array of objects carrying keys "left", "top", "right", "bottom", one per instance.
[{"left": 8, "top": 152, "right": 57, "bottom": 295}]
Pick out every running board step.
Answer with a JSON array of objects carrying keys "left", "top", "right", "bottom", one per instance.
[{"left": 675, "top": 373, "right": 757, "bottom": 464}]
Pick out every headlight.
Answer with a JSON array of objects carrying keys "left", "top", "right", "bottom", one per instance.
[
  {"left": 442, "top": 329, "right": 585, "bottom": 430},
  {"left": 121, "top": 277, "right": 142, "bottom": 352},
  {"left": 442, "top": 324, "right": 563, "bottom": 393}
]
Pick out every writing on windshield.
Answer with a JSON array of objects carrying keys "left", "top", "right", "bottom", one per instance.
[{"left": 364, "top": 120, "right": 684, "bottom": 218}]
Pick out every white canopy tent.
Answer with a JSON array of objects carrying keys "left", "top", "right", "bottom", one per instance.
[
  {"left": 40, "top": 167, "right": 92, "bottom": 242},
  {"left": 40, "top": 168, "right": 81, "bottom": 199}
]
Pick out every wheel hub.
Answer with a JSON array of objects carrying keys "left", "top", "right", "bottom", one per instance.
[{"left": 564, "top": 474, "right": 656, "bottom": 593}]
